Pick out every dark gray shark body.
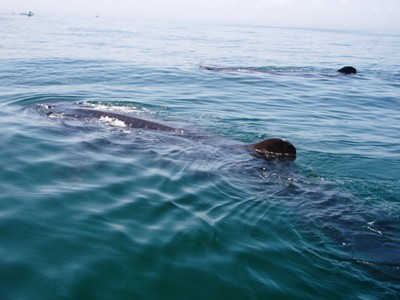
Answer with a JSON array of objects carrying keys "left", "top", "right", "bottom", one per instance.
[
  {"left": 201, "top": 65, "right": 357, "bottom": 75},
  {"left": 42, "top": 103, "right": 296, "bottom": 160},
  {"left": 45, "top": 106, "right": 178, "bottom": 132}
]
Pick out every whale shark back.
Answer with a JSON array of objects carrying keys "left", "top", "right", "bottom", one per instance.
[
  {"left": 42, "top": 104, "right": 179, "bottom": 132},
  {"left": 67, "top": 108, "right": 178, "bottom": 132}
]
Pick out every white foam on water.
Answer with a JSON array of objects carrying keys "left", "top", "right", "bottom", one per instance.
[
  {"left": 78, "top": 101, "right": 146, "bottom": 114},
  {"left": 99, "top": 116, "right": 127, "bottom": 128}
]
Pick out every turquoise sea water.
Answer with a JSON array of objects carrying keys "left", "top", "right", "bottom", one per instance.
[{"left": 1, "top": 15, "right": 399, "bottom": 299}]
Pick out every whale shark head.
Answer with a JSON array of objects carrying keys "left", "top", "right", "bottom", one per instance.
[
  {"left": 251, "top": 138, "right": 296, "bottom": 161},
  {"left": 337, "top": 66, "right": 357, "bottom": 75}
]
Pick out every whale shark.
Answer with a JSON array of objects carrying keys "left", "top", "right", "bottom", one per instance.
[
  {"left": 201, "top": 65, "right": 357, "bottom": 75},
  {"left": 41, "top": 104, "right": 297, "bottom": 161}
]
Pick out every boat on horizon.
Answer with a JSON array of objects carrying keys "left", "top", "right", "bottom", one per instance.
[{"left": 20, "top": 11, "right": 34, "bottom": 17}]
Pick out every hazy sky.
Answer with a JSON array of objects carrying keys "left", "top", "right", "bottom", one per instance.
[{"left": 3, "top": 0, "right": 400, "bottom": 31}]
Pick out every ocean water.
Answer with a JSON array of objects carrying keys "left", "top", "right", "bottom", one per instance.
[{"left": 1, "top": 14, "right": 399, "bottom": 299}]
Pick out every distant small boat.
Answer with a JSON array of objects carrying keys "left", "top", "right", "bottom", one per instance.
[{"left": 21, "top": 11, "right": 34, "bottom": 17}]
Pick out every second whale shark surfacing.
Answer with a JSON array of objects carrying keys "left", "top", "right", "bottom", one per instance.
[
  {"left": 42, "top": 104, "right": 297, "bottom": 161},
  {"left": 201, "top": 65, "right": 357, "bottom": 75}
]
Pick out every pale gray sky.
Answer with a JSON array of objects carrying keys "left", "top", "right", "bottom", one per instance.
[{"left": 3, "top": 0, "right": 400, "bottom": 31}]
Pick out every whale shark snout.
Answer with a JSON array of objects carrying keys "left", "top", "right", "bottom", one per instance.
[
  {"left": 251, "top": 138, "right": 296, "bottom": 160},
  {"left": 337, "top": 66, "right": 357, "bottom": 75}
]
